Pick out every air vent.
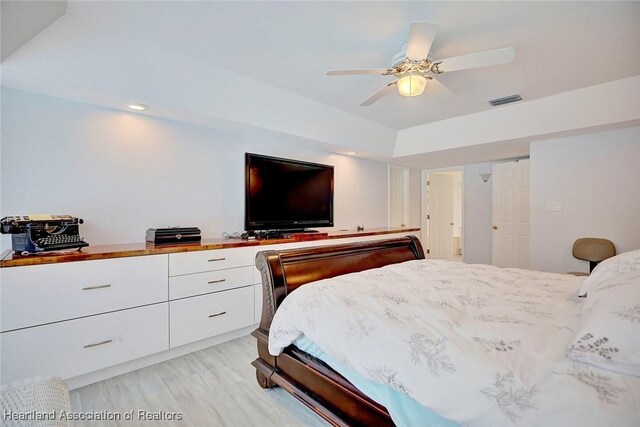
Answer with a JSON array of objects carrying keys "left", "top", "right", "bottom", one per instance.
[{"left": 489, "top": 94, "right": 522, "bottom": 106}]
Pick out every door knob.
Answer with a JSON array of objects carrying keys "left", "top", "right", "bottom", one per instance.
[
  {"left": 492, "top": 225, "right": 498, "bottom": 230},
  {"left": 450, "top": 222, "right": 455, "bottom": 226}
]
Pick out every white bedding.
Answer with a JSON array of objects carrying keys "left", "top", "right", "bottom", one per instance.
[{"left": 268, "top": 259, "right": 640, "bottom": 426}]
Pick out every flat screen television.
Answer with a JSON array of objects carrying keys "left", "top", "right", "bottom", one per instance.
[{"left": 245, "top": 153, "right": 334, "bottom": 232}]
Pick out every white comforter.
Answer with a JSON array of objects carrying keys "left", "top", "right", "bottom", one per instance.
[{"left": 268, "top": 259, "right": 640, "bottom": 426}]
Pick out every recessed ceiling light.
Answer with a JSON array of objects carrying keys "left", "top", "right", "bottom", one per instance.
[
  {"left": 346, "top": 151, "right": 358, "bottom": 155},
  {"left": 128, "top": 103, "right": 149, "bottom": 111}
]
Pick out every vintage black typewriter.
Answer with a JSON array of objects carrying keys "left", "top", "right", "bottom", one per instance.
[{"left": 1, "top": 215, "right": 89, "bottom": 253}]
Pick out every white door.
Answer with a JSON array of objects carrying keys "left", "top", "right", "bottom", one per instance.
[
  {"left": 427, "top": 173, "right": 454, "bottom": 258},
  {"left": 492, "top": 160, "right": 530, "bottom": 268}
]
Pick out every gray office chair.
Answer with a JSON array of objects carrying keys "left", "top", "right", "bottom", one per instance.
[{"left": 569, "top": 237, "right": 616, "bottom": 276}]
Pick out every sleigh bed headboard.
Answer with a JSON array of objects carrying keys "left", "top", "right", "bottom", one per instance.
[{"left": 254, "top": 235, "right": 425, "bottom": 333}]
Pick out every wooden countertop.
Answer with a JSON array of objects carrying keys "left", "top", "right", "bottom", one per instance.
[{"left": 0, "top": 227, "right": 420, "bottom": 268}]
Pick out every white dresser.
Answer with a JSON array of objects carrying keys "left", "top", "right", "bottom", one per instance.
[
  {"left": 0, "top": 229, "right": 418, "bottom": 388},
  {"left": 168, "top": 247, "right": 255, "bottom": 348},
  {"left": 1, "top": 255, "right": 169, "bottom": 384}
]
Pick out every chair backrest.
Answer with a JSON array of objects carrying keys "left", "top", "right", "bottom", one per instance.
[{"left": 572, "top": 238, "right": 616, "bottom": 272}]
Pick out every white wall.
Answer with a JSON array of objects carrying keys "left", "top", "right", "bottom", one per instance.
[
  {"left": 463, "top": 162, "right": 493, "bottom": 264},
  {"left": 0, "top": 89, "right": 389, "bottom": 250},
  {"left": 530, "top": 126, "right": 640, "bottom": 273}
]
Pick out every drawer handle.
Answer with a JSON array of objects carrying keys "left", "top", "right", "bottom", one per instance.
[
  {"left": 208, "top": 311, "right": 227, "bottom": 318},
  {"left": 82, "top": 284, "right": 112, "bottom": 291},
  {"left": 83, "top": 339, "right": 113, "bottom": 349},
  {"left": 208, "top": 279, "right": 226, "bottom": 284},
  {"left": 208, "top": 257, "right": 226, "bottom": 262}
]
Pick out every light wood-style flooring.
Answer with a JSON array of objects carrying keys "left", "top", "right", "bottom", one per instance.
[{"left": 70, "top": 335, "right": 328, "bottom": 426}]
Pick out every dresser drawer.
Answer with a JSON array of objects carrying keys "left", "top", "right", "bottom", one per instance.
[
  {"left": 1, "top": 255, "right": 168, "bottom": 332},
  {"left": 169, "top": 247, "right": 253, "bottom": 276},
  {"left": 169, "top": 266, "right": 253, "bottom": 300},
  {"left": 0, "top": 303, "right": 168, "bottom": 384},
  {"left": 170, "top": 286, "right": 254, "bottom": 348}
]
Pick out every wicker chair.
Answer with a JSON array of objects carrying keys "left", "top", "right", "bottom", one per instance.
[
  {"left": 1, "top": 376, "right": 72, "bottom": 426},
  {"left": 568, "top": 237, "right": 616, "bottom": 276}
]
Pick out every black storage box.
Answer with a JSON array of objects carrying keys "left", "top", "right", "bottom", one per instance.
[{"left": 146, "top": 227, "right": 201, "bottom": 245}]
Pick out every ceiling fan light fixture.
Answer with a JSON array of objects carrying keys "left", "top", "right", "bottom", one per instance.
[{"left": 397, "top": 74, "right": 427, "bottom": 97}]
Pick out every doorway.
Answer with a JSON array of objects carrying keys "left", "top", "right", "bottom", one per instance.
[{"left": 422, "top": 168, "right": 463, "bottom": 261}]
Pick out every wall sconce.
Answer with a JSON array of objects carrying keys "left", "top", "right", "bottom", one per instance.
[{"left": 479, "top": 173, "right": 492, "bottom": 183}]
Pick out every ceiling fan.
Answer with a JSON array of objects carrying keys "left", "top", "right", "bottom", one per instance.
[{"left": 326, "top": 21, "right": 515, "bottom": 106}]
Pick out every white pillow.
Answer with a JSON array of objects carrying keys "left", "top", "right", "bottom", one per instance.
[
  {"left": 578, "top": 248, "right": 640, "bottom": 297},
  {"left": 568, "top": 270, "right": 640, "bottom": 376}
]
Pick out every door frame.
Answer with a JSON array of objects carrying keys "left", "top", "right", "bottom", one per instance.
[{"left": 421, "top": 167, "right": 465, "bottom": 260}]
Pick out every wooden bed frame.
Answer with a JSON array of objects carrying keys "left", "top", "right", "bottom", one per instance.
[{"left": 251, "top": 236, "right": 425, "bottom": 426}]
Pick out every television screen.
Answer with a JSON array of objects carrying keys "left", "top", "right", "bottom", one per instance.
[{"left": 245, "top": 153, "right": 334, "bottom": 231}]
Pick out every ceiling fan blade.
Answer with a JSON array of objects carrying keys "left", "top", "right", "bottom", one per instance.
[
  {"left": 426, "top": 77, "right": 455, "bottom": 98},
  {"left": 406, "top": 21, "right": 439, "bottom": 61},
  {"left": 326, "top": 68, "right": 391, "bottom": 76},
  {"left": 436, "top": 47, "right": 515, "bottom": 73},
  {"left": 359, "top": 81, "right": 397, "bottom": 106}
]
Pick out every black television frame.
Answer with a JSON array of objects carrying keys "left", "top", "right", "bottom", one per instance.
[{"left": 244, "top": 153, "right": 334, "bottom": 233}]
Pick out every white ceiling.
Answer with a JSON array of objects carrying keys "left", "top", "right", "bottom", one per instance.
[
  {"left": 2, "top": 1, "right": 639, "bottom": 166},
  {"left": 62, "top": 1, "right": 640, "bottom": 130},
  {"left": 0, "top": 1, "right": 66, "bottom": 61}
]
